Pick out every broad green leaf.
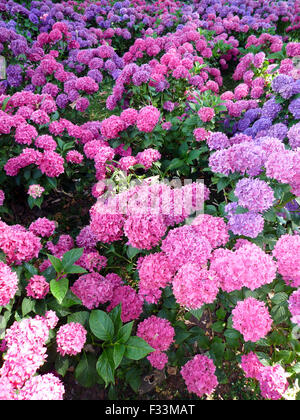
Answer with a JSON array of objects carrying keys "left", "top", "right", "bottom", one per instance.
[
  {"left": 50, "top": 278, "right": 69, "bottom": 304},
  {"left": 113, "top": 343, "right": 125, "bottom": 369},
  {"left": 75, "top": 353, "right": 97, "bottom": 388},
  {"left": 47, "top": 254, "right": 63, "bottom": 274},
  {"left": 55, "top": 355, "right": 69, "bottom": 377},
  {"left": 96, "top": 349, "right": 115, "bottom": 387},
  {"left": 116, "top": 321, "right": 133, "bottom": 344},
  {"left": 62, "top": 248, "right": 84, "bottom": 271},
  {"left": 125, "top": 336, "right": 154, "bottom": 360},
  {"left": 67, "top": 311, "right": 90, "bottom": 327},
  {"left": 65, "top": 265, "right": 87, "bottom": 274},
  {"left": 89, "top": 310, "right": 114, "bottom": 341},
  {"left": 22, "top": 298, "right": 35, "bottom": 316},
  {"left": 109, "top": 304, "right": 122, "bottom": 334}
]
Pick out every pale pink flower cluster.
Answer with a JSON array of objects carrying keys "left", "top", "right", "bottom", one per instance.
[
  {"left": 241, "top": 353, "right": 289, "bottom": 400},
  {"left": 26, "top": 275, "right": 49, "bottom": 300},
  {"left": 124, "top": 214, "right": 167, "bottom": 249},
  {"left": 17, "top": 373, "right": 65, "bottom": 400},
  {"left": 107, "top": 285, "right": 143, "bottom": 323},
  {"left": 191, "top": 214, "right": 229, "bottom": 249},
  {"left": 232, "top": 297, "right": 273, "bottom": 342},
  {"left": 0, "top": 312, "right": 58, "bottom": 389},
  {"left": 210, "top": 242, "right": 277, "bottom": 292},
  {"left": 66, "top": 150, "right": 84, "bottom": 164},
  {"left": 71, "top": 273, "right": 113, "bottom": 310},
  {"left": 181, "top": 354, "right": 218, "bottom": 397},
  {"left": 273, "top": 234, "right": 300, "bottom": 287},
  {"left": 137, "top": 252, "right": 175, "bottom": 304},
  {"left": 137, "top": 315, "right": 174, "bottom": 370},
  {"left": 173, "top": 263, "right": 219, "bottom": 309},
  {"left": 136, "top": 148, "right": 161, "bottom": 170},
  {"left": 56, "top": 322, "right": 87, "bottom": 356},
  {"left": 161, "top": 225, "right": 212, "bottom": 271},
  {"left": 0, "top": 261, "right": 19, "bottom": 306},
  {"left": 29, "top": 217, "right": 56, "bottom": 238},
  {"left": 28, "top": 184, "right": 45, "bottom": 199}
]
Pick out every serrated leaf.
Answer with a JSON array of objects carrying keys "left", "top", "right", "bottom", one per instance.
[{"left": 67, "top": 311, "right": 90, "bottom": 327}]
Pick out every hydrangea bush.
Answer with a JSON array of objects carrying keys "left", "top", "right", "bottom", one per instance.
[{"left": 0, "top": 0, "right": 299, "bottom": 401}]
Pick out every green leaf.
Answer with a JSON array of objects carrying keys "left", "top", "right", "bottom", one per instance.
[
  {"left": 126, "top": 246, "right": 141, "bottom": 259},
  {"left": 109, "top": 304, "right": 122, "bottom": 334},
  {"left": 21, "top": 298, "right": 35, "bottom": 316},
  {"left": 96, "top": 349, "right": 115, "bottom": 387},
  {"left": 75, "top": 353, "right": 97, "bottom": 388},
  {"left": 125, "top": 336, "right": 154, "bottom": 360},
  {"left": 125, "top": 368, "right": 142, "bottom": 393},
  {"left": 50, "top": 278, "right": 69, "bottom": 304},
  {"left": 65, "top": 265, "right": 87, "bottom": 274},
  {"left": 271, "top": 292, "right": 288, "bottom": 305},
  {"left": 55, "top": 355, "right": 69, "bottom": 377},
  {"left": 62, "top": 248, "right": 84, "bottom": 271},
  {"left": 189, "top": 307, "right": 204, "bottom": 320},
  {"left": 89, "top": 310, "right": 115, "bottom": 342},
  {"left": 47, "top": 254, "right": 63, "bottom": 274},
  {"left": 212, "top": 321, "right": 225, "bottom": 333},
  {"left": 113, "top": 343, "right": 126, "bottom": 369},
  {"left": 116, "top": 321, "right": 133, "bottom": 344},
  {"left": 67, "top": 311, "right": 90, "bottom": 327}
]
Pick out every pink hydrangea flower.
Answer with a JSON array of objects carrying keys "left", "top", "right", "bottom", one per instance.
[
  {"left": 173, "top": 263, "right": 219, "bottom": 309},
  {"left": 137, "top": 315, "right": 175, "bottom": 352},
  {"left": 17, "top": 374, "right": 65, "bottom": 401},
  {"left": 0, "top": 261, "right": 19, "bottom": 306},
  {"left": 107, "top": 285, "right": 143, "bottom": 323},
  {"left": 71, "top": 273, "right": 113, "bottom": 310},
  {"left": 181, "top": 354, "right": 218, "bottom": 397},
  {"left": 136, "top": 105, "right": 160, "bottom": 132},
  {"left": 28, "top": 184, "right": 45, "bottom": 199},
  {"left": 273, "top": 234, "right": 300, "bottom": 287},
  {"left": 56, "top": 323, "right": 87, "bottom": 356},
  {"left": 232, "top": 297, "right": 273, "bottom": 342},
  {"left": 26, "top": 275, "right": 49, "bottom": 299},
  {"left": 198, "top": 107, "right": 215, "bottom": 122},
  {"left": 29, "top": 218, "right": 56, "bottom": 238}
]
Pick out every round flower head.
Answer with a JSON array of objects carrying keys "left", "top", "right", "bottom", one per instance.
[
  {"left": 56, "top": 323, "right": 87, "bottom": 356},
  {"left": 288, "top": 289, "right": 300, "bottom": 326},
  {"left": 211, "top": 242, "right": 277, "bottom": 293},
  {"left": 107, "top": 285, "right": 143, "bottom": 323},
  {"left": 28, "top": 184, "right": 45, "bottom": 199},
  {"left": 234, "top": 178, "right": 275, "bottom": 213},
  {"left": 173, "top": 263, "right": 219, "bottom": 309},
  {"left": 137, "top": 252, "right": 175, "bottom": 304},
  {"left": 198, "top": 107, "right": 215, "bottom": 122},
  {"left": 18, "top": 374, "right": 65, "bottom": 401},
  {"left": 124, "top": 214, "right": 167, "bottom": 250},
  {"left": 191, "top": 214, "right": 229, "bottom": 249},
  {"left": 232, "top": 297, "right": 273, "bottom": 342},
  {"left": 29, "top": 218, "right": 56, "bottom": 238},
  {"left": 259, "top": 365, "right": 289, "bottom": 400},
  {"left": 181, "top": 354, "right": 218, "bottom": 397},
  {"left": 26, "top": 275, "right": 49, "bottom": 300},
  {"left": 273, "top": 234, "right": 300, "bottom": 287},
  {"left": 241, "top": 352, "right": 264, "bottom": 380},
  {"left": 0, "top": 261, "right": 19, "bottom": 306},
  {"left": 161, "top": 225, "right": 212, "bottom": 271},
  {"left": 137, "top": 315, "right": 175, "bottom": 352},
  {"left": 136, "top": 105, "right": 160, "bottom": 133},
  {"left": 71, "top": 273, "right": 113, "bottom": 310},
  {"left": 147, "top": 350, "right": 168, "bottom": 370}
]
